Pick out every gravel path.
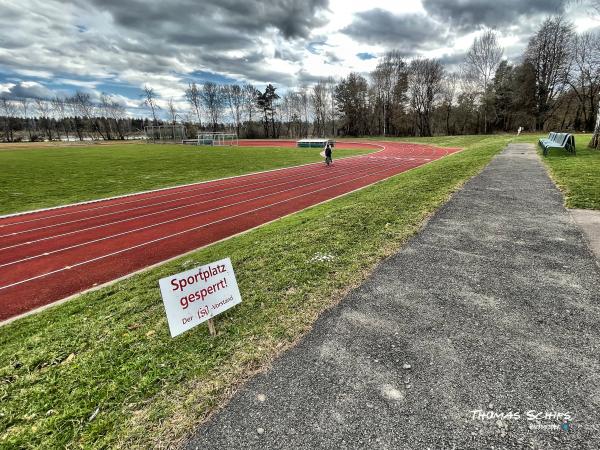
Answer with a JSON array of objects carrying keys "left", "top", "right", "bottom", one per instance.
[{"left": 186, "top": 143, "right": 600, "bottom": 449}]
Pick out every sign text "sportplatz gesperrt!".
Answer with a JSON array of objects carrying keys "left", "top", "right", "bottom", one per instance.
[{"left": 158, "top": 257, "right": 242, "bottom": 337}]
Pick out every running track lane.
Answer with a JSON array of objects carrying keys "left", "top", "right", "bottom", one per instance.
[{"left": 0, "top": 140, "right": 460, "bottom": 321}]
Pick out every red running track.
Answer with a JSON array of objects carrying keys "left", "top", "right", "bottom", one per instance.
[{"left": 0, "top": 140, "right": 460, "bottom": 321}]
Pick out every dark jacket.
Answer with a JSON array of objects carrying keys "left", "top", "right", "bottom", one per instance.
[{"left": 325, "top": 146, "right": 332, "bottom": 157}]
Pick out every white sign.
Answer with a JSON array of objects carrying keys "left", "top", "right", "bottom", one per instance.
[{"left": 158, "top": 257, "right": 242, "bottom": 337}]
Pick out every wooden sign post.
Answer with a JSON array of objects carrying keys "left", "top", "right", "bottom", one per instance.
[{"left": 207, "top": 318, "right": 216, "bottom": 336}]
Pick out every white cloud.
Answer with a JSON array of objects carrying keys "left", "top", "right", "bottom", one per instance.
[
  {"left": 0, "top": 0, "right": 595, "bottom": 113},
  {"left": 0, "top": 82, "right": 16, "bottom": 94}
]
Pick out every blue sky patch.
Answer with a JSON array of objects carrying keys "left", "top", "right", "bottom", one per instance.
[
  {"left": 356, "top": 52, "right": 377, "bottom": 60},
  {"left": 307, "top": 41, "right": 329, "bottom": 55},
  {"left": 186, "top": 70, "right": 241, "bottom": 85}
]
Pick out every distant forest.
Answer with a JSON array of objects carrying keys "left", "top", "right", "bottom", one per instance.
[{"left": 1, "top": 16, "right": 599, "bottom": 148}]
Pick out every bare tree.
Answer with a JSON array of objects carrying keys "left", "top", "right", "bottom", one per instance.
[
  {"left": 98, "top": 94, "right": 116, "bottom": 140},
  {"left": 200, "top": 82, "right": 225, "bottom": 131},
  {"left": 185, "top": 82, "right": 202, "bottom": 126},
  {"left": 242, "top": 84, "right": 260, "bottom": 128},
  {"left": 167, "top": 98, "right": 177, "bottom": 125},
  {"left": 105, "top": 96, "right": 127, "bottom": 140},
  {"left": 567, "top": 32, "right": 600, "bottom": 131},
  {"left": 285, "top": 90, "right": 303, "bottom": 138},
  {"left": 567, "top": 1, "right": 600, "bottom": 146},
  {"left": 162, "top": 98, "right": 179, "bottom": 139},
  {"left": 297, "top": 85, "right": 310, "bottom": 137},
  {"left": 0, "top": 97, "right": 17, "bottom": 141},
  {"left": 51, "top": 96, "right": 70, "bottom": 141},
  {"left": 17, "top": 97, "right": 33, "bottom": 141},
  {"left": 371, "top": 65, "right": 388, "bottom": 135},
  {"left": 441, "top": 72, "right": 459, "bottom": 135},
  {"left": 142, "top": 85, "right": 160, "bottom": 125},
  {"left": 34, "top": 97, "right": 54, "bottom": 140},
  {"left": 463, "top": 30, "right": 504, "bottom": 133},
  {"left": 335, "top": 73, "right": 369, "bottom": 136},
  {"left": 408, "top": 58, "right": 445, "bottom": 137},
  {"left": 242, "top": 84, "right": 258, "bottom": 136},
  {"left": 281, "top": 92, "right": 294, "bottom": 137},
  {"left": 457, "top": 65, "right": 482, "bottom": 132},
  {"left": 525, "top": 16, "right": 574, "bottom": 130},
  {"left": 586, "top": 0, "right": 600, "bottom": 147},
  {"left": 66, "top": 95, "right": 84, "bottom": 140},
  {"left": 371, "top": 50, "right": 408, "bottom": 136},
  {"left": 311, "top": 80, "right": 328, "bottom": 137},
  {"left": 70, "top": 91, "right": 106, "bottom": 140},
  {"left": 326, "top": 76, "right": 337, "bottom": 135},
  {"left": 224, "top": 84, "right": 244, "bottom": 136}
]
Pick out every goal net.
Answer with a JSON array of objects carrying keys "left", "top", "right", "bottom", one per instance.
[
  {"left": 183, "top": 132, "right": 239, "bottom": 146},
  {"left": 145, "top": 125, "right": 187, "bottom": 142}
]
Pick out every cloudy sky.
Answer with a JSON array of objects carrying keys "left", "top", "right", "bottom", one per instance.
[{"left": 0, "top": 0, "right": 597, "bottom": 116}]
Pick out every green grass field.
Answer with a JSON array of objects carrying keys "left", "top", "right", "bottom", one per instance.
[
  {"left": 395, "top": 132, "right": 599, "bottom": 211},
  {"left": 0, "top": 143, "right": 372, "bottom": 215},
  {"left": 368, "top": 134, "right": 510, "bottom": 148},
  {"left": 0, "top": 135, "right": 513, "bottom": 449},
  {"left": 527, "top": 134, "right": 599, "bottom": 210}
]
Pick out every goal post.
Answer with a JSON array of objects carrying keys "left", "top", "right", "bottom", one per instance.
[{"left": 183, "top": 132, "right": 239, "bottom": 146}]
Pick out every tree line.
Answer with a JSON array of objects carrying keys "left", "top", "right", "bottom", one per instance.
[
  {"left": 0, "top": 92, "right": 137, "bottom": 142},
  {"left": 1, "top": 15, "right": 599, "bottom": 149}
]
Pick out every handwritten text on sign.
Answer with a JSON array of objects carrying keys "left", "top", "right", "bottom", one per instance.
[{"left": 158, "top": 257, "right": 242, "bottom": 337}]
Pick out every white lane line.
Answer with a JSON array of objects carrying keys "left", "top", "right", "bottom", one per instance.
[
  {"left": 0, "top": 159, "right": 415, "bottom": 270},
  {"left": 0, "top": 142, "right": 384, "bottom": 226},
  {"left": 0, "top": 158, "right": 395, "bottom": 252},
  {"left": 0, "top": 163, "right": 328, "bottom": 231},
  {"left": 0, "top": 151, "right": 389, "bottom": 235},
  {"left": 0, "top": 156, "right": 391, "bottom": 239},
  {"left": 0, "top": 157, "right": 420, "bottom": 291}
]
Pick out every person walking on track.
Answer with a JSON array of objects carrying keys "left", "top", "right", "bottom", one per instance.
[{"left": 324, "top": 142, "right": 333, "bottom": 166}]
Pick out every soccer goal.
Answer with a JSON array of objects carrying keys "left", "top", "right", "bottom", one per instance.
[
  {"left": 145, "top": 125, "right": 187, "bottom": 142},
  {"left": 182, "top": 132, "right": 239, "bottom": 146}
]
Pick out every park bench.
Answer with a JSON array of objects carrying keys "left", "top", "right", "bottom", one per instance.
[{"left": 538, "top": 132, "right": 576, "bottom": 156}]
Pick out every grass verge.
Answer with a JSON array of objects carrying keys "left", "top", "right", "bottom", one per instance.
[
  {"left": 395, "top": 132, "right": 600, "bottom": 211},
  {"left": 362, "top": 134, "right": 514, "bottom": 149},
  {"left": 0, "top": 135, "right": 511, "bottom": 449},
  {"left": 520, "top": 133, "right": 599, "bottom": 210},
  {"left": 0, "top": 143, "right": 372, "bottom": 215}
]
